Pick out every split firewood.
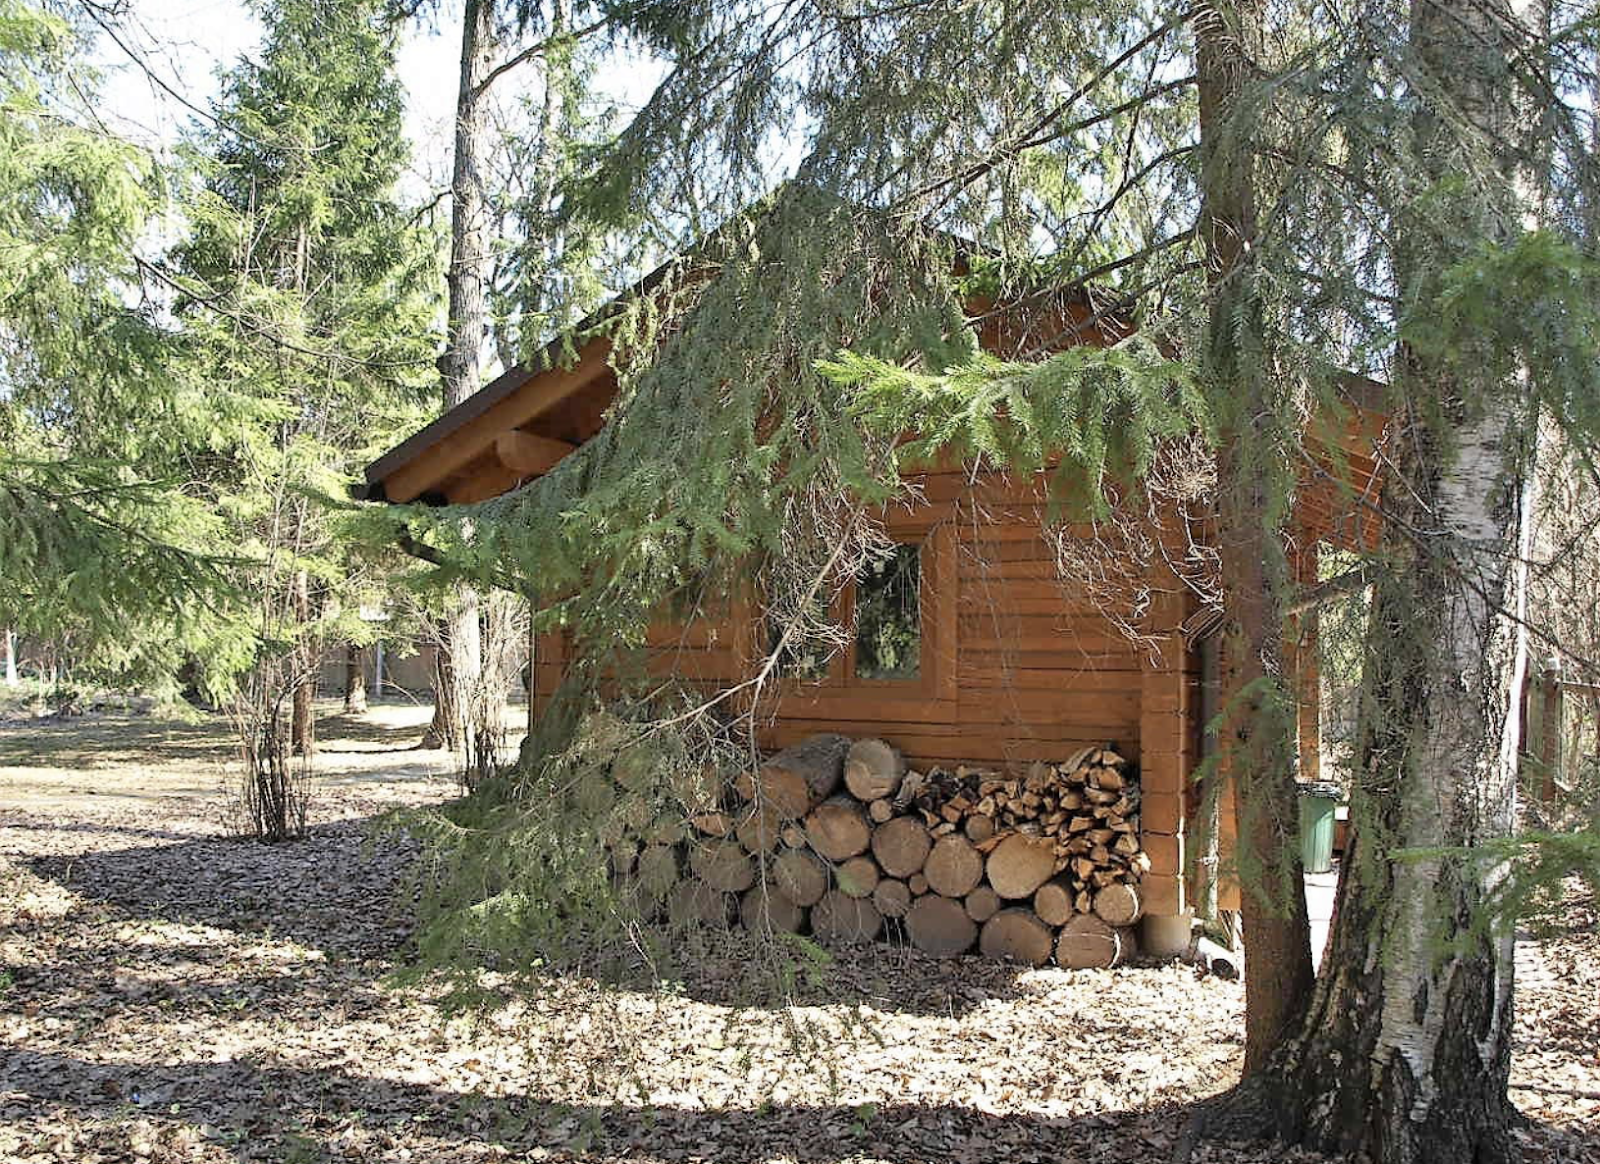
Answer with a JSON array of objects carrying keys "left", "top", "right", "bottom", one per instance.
[
  {"left": 980, "top": 908, "right": 1055, "bottom": 966},
  {"left": 905, "top": 893, "right": 977, "bottom": 956}
]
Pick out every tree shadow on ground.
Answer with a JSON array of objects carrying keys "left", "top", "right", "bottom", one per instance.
[
  {"left": 15, "top": 816, "right": 419, "bottom": 961},
  {"left": 313, "top": 706, "right": 438, "bottom": 751},
  {"left": 13, "top": 816, "right": 1056, "bottom": 1017},
  {"left": 11, "top": 1045, "right": 1595, "bottom": 1164},
  {"left": 0, "top": 714, "right": 237, "bottom": 770},
  {"left": 4, "top": 1044, "right": 1224, "bottom": 1164}
]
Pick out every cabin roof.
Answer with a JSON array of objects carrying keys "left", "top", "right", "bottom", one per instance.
[{"left": 361, "top": 248, "right": 1389, "bottom": 553}]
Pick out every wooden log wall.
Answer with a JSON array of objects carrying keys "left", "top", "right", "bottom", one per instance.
[{"left": 531, "top": 469, "right": 1204, "bottom": 917}]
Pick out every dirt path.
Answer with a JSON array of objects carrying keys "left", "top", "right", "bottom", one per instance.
[{"left": 1, "top": 709, "right": 1595, "bottom": 1163}]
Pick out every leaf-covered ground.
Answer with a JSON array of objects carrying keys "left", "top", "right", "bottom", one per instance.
[{"left": 1, "top": 706, "right": 1595, "bottom": 1163}]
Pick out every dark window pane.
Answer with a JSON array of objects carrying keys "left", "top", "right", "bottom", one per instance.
[{"left": 855, "top": 543, "right": 921, "bottom": 680}]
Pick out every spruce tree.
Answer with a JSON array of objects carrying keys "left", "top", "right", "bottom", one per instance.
[
  {"left": 0, "top": 1, "right": 232, "bottom": 694},
  {"left": 172, "top": 0, "right": 436, "bottom": 780}
]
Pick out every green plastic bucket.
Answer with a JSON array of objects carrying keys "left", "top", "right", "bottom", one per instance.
[{"left": 1298, "top": 781, "right": 1341, "bottom": 874}]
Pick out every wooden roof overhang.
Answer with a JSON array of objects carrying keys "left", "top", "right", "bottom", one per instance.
[{"left": 362, "top": 273, "right": 1390, "bottom": 557}]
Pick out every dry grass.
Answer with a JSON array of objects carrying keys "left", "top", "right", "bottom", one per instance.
[{"left": 0, "top": 706, "right": 1594, "bottom": 1164}]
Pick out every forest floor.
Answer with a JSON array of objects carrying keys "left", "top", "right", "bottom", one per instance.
[{"left": 1, "top": 705, "right": 1596, "bottom": 1164}]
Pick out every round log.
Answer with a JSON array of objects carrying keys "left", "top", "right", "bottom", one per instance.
[
  {"left": 979, "top": 908, "right": 1055, "bottom": 966},
  {"left": 689, "top": 841, "right": 757, "bottom": 893},
  {"left": 905, "top": 894, "right": 977, "bottom": 956},
  {"left": 923, "top": 835, "right": 984, "bottom": 898},
  {"left": 1092, "top": 882, "right": 1144, "bottom": 927},
  {"left": 871, "top": 816, "right": 932, "bottom": 878},
  {"left": 689, "top": 811, "right": 732, "bottom": 837},
  {"left": 985, "top": 834, "right": 1057, "bottom": 900},
  {"left": 773, "top": 848, "right": 829, "bottom": 907},
  {"left": 1056, "top": 913, "right": 1137, "bottom": 969},
  {"left": 780, "top": 824, "right": 808, "bottom": 849},
  {"left": 735, "top": 802, "right": 784, "bottom": 854},
  {"left": 835, "top": 854, "right": 881, "bottom": 898},
  {"left": 805, "top": 796, "right": 871, "bottom": 861},
  {"left": 811, "top": 889, "right": 882, "bottom": 944},
  {"left": 1033, "top": 877, "right": 1076, "bottom": 927},
  {"left": 963, "top": 814, "right": 996, "bottom": 844},
  {"left": 872, "top": 878, "right": 911, "bottom": 918},
  {"left": 907, "top": 872, "right": 930, "bottom": 896},
  {"left": 867, "top": 798, "right": 895, "bottom": 824},
  {"left": 636, "top": 844, "right": 679, "bottom": 902},
  {"left": 963, "top": 884, "right": 1001, "bottom": 923},
  {"left": 843, "top": 738, "right": 905, "bottom": 802},
  {"left": 667, "top": 879, "right": 731, "bottom": 928},
  {"left": 740, "top": 885, "right": 806, "bottom": 934},
  {"left": 747, "top": 732, "right": 851, "bottom": 817}
]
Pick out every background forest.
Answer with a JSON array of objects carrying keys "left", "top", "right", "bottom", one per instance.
[{"left": 4, "top": 1, "right": 1600, "bottom": 1162}]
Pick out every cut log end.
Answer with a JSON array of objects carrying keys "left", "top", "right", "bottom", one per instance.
[
  {"left": 980, "top": 909, "right": 1055, "bottom": 966},
  {"left": 811, "top": 889, "right": 883, "bottom": 944},
  {"left": 905, "top": 893, "right": 977, "bottom": 956}
]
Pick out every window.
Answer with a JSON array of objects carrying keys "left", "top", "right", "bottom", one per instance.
[{"left": 854, "top": 543, "right": 921, "bottom": 680}]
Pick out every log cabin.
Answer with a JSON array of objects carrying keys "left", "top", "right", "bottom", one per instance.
[{"left": 360, "top": 262, "right": 1385, "bottom": 957}]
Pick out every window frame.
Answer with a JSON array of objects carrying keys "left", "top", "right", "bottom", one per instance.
[{"left": 754, "top": 519, "right": 956, "bottom": 725}]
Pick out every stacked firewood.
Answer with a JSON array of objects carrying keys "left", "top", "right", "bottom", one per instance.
[{"left": 630, "top": 732, "right": 1146, "bottom": 968}]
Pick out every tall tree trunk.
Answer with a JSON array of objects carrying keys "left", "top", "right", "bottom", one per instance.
[
  {"left": 1270, "top": 3, "right": 1531, "bottom": 1161},
  {"left": 1195, "top": 0, "right": 1315, "bottom": 1074},
  {"left": 291, "top": 568, "right": 317, "bottom": 756},
  {"left": 423, "top": 0, "right": 496, "bottom": 751},
  {"left": 344, "top": 644, "right": 367, "bottom": 714},
  {"left": 3, "top": 628, "right": 17, "bottom": 687}
]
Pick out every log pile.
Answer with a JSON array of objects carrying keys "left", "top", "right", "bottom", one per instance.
[{"left": 635, "top": 735, "right": 1147, "bottom": 968}]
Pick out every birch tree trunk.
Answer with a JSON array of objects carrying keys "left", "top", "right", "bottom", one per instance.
[
  {"left": 1270, "top": 3, "right": 1531, "bottom": 1160},
  {"left": 424, "top": 0, "right": 495, "bottom": 751},
  {"left": 3, "top": 628, "right": 17, "bottom": 687},
  {"left": 1195, "top": 0, "right": 1314, "bottom": 1073}
]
